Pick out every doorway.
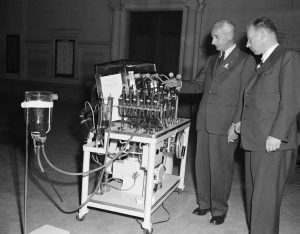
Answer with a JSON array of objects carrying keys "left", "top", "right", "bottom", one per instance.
[{"left": 128, "top": 11, "right": 182, "bottom": 75}]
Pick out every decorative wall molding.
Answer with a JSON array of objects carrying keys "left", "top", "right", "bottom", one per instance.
[
  {"left": 110, "top": 0, "right": 123, "bottom": 11},
  {"left": 22, "top": 39, "right": 110, "bottom": 84},
  {"left": 49, "top": 29, "right": 81, "bottom": 79},
  {"left": 50, "top": 29, "right": 81, "bottom": 39},
  {"left": 24, "top": 42, "right": 52, "bottom": 78},
  {"left": 120, "top": 0, "right": 206, "bottom": 7}
]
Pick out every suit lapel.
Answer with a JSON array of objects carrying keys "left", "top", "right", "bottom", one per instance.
[
  {"left": 212, "top": 54, "right": 220, "bottom": 76},
  {"left": 215, "top": 47, "right": 240, "bottom": 76},
  {"left": 257, "top": 45, "right": 284, "bottom": 73},
  {"left": 209, "top": 47, "right": 240, "bottom": 91},
  {"left": 246, "top": 45, "right": 285, "bottom": 91}
]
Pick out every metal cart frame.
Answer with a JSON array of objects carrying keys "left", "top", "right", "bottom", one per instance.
[{"left": 77, "top": 119, "right": 190, "bottom": 233}]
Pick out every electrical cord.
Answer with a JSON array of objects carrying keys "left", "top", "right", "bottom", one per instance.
[
  {"left": 32, "top": 129, "right": 137, "bottom": 214},
  {"left": 91, "top": 153, "right": 102, "bottom": 166},
  {"left": 35, "top": 145, "right": 45, "bottom": 173},
  {"left": 26, "top": 94, "right": 161, "bottom": 216},
  {"left": 85, "top": 101, "right": 95, "bottom": 129},
  {"left": 153, "top": 202, "right": 171, "bottom": 225},
  {"left": 41, "top": 145, "right": 112, "bottom": 176},
  {"left": 58, "top": 149, "right": 136, "bottom": 213},
  {"left": 23, "top": 97, "right": 144, "bottom": 223},
  {"left": 31, "top": 144, "right": 106, "bottom": 214},
  {"left": 39, "top": 125, "right": 136, "bottom": 176},
  {"left": 135, "top": 202, "right": 171, "bottom": 227},
  {"left": 40, "top": 144, "right": 135, "bottom": 175},
  {"left": 35, "top": 146, "right": 64, "bottom": 203},
  {"left": 56, "top": 168, "right": 106, "bottom": 214},
  {"left": 157, "top": 74, "right": 170, "bottom": 82}
]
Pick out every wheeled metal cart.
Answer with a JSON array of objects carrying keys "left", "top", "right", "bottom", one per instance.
[{"left": 77, "top": 119, "right": 190, "bottom": 233}]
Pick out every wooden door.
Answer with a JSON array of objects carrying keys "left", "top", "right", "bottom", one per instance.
[{"left": 129, "top": 11, "right": 182, "bottom": 75}]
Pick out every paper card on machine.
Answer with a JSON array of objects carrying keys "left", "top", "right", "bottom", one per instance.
[{"left": 100, "top": 73, "right": 123, "bottom": 121}]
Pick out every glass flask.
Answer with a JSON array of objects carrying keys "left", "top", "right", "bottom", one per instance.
[{"left": 23, "top": 91, "right": 57, "bottom": 136}]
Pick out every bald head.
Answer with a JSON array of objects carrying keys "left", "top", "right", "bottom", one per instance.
[
  {"left": 215, "top": 20, "right": 236, "bottom": 36},
  {"left": 211, "top": 19, "right": 236, "bottom": 52}
]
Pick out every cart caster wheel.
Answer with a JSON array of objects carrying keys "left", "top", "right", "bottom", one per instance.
[
  {"left": 177, "top": 188, "right": 183, "bottom": 194},
  {"left": 143, "top": 228, "right": 153, "bottom": 234},
  {"left": 76, "top": 214, "right": 86, "bottom": 221}
]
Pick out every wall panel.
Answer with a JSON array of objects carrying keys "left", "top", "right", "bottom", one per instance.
[
  {"left": 78, "top": 42, "right": 111, "bottom": 82},
  {"left": 25, "top": 42, "right": 52, "bottom": 78}
]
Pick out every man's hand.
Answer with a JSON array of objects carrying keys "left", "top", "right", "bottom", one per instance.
[
  {"left": 266, "top": 136, "right": 281, "bottom": 153},
  {"left": 228, "top": 124, "right": 238, "bottom": 143},
  {"left": 163, "top": 78, "right": 181, "bottom": 89},
  {"left": 234, "top": 121, "right": 241, "bottom": 134}
]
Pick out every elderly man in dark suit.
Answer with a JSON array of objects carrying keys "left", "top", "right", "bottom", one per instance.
[
  {"left": 164, "top": 19, "right": 256, "bottom": 224},
  {"left": 235, "top": 17, "right": 300, "bottom": 234}
]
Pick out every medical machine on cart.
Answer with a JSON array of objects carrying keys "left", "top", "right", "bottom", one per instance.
[{"left": 77, "top": 61, "right": 190, "bottom": 233}]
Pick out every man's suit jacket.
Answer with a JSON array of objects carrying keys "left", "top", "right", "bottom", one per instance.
[
  {"left": 241, "top": 46, "right": 300, "bottom": 151},
  {"left": 180, "top": 47, "right": 256, "bottom": 134}
]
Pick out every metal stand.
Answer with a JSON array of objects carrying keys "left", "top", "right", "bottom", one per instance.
[{"left": 77, "top": 119, "right": 190, "bottom": 233}]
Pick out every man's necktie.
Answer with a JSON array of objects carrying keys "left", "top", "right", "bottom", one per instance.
[
  {"left": 257, "top": 59, "right": 264, "bottom": 69},
  {"left": 218, "top": 52, "right": 224, "bottom": 66}
]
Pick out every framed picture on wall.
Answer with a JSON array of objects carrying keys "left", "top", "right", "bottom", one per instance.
[{"left": 55, "top": 39, "right": 75, "bottom": 77}]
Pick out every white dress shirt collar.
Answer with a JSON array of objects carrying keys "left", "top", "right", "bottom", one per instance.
[
  {"left": 261, "top": 43, "right": 279, "bottom": 63},
  {"left": 221, "top": 44, "right": 236, "bottom": 60}
]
